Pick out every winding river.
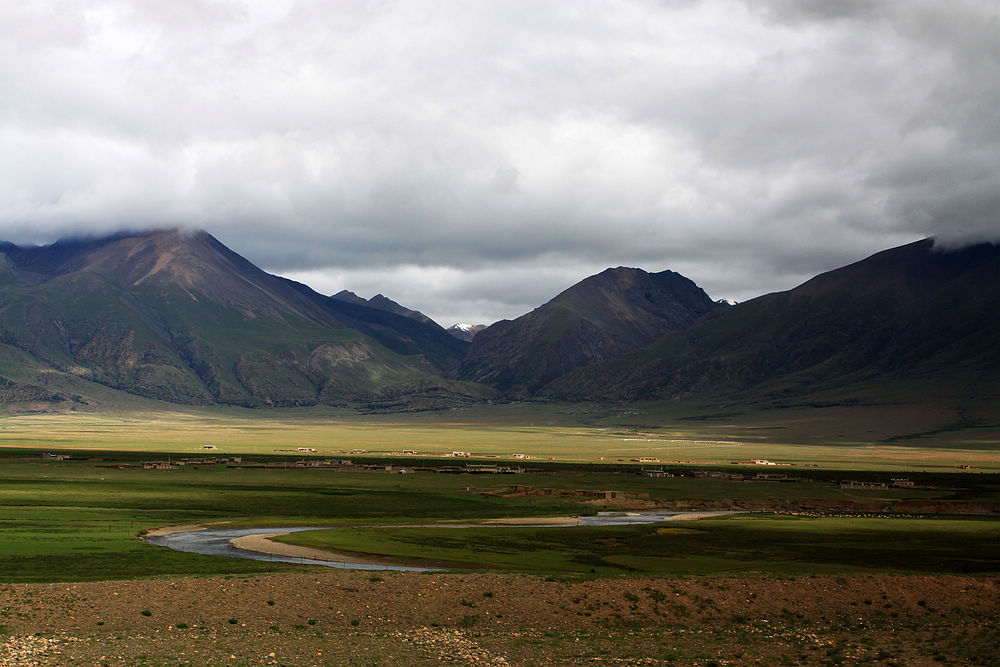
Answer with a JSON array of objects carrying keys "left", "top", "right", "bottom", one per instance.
[{"left": 144, "top": 511, "right": 737, "bottom": 572}]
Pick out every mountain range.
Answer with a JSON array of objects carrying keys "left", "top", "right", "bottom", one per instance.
[
  {"left": 0, "top": 230, "right": 481, "bottom": 411},
  {"left": 545, "top": 239, "right": 1000, "bottom": 411},
  {"left": 0, "top": 229, "right": 996, "bottom": 423}
]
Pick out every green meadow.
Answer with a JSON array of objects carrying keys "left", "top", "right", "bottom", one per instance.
[
  {"left": 0, "top": 404, "right": 998, "bottom": 583},
  {"left": 276, "top": 514, "right": 1000, "bottom": 576},
  {"left": 0, "top": 460, "right": 587, "bottom": 582}
]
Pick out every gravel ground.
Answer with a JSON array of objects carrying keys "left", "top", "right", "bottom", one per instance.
[
  {"left": 0, "top": 635, "right": 64, "bottom": 666},
  {"left": 0, "top": 572, "right": 996, "bottom": 665}
]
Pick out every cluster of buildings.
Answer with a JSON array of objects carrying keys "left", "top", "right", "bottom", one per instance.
[
  {"left": 637, "top": 466, "right": 927, "bottom": 491},
  {"left": 96, "top": 456, "right": 243, "bottom": 470},
  {"left": 839, "top": 478, "right": 919, "bottom": 490},
  {"left": 464, "top": 484, "right": 650, "bottom": 502}
]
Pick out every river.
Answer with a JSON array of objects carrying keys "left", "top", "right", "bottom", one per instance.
[{"left": 144, "top": 511, "right": 737, "bottom": 571}]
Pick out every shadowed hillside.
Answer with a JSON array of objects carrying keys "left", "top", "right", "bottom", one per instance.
[
  {"left": 545, "top": 239, "right": 1000, "bottom": 421},
  {"left": 331, "top": 290, "right": 439, "bottom": 327},
  {"left": 460, "top": 267, "right": 722, "bottom": 395}
]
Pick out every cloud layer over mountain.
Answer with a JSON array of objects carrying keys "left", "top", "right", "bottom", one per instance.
[{"left": 2, "top": 1, "right": 997, "bottom": 325}]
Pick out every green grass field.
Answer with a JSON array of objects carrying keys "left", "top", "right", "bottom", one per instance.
[
  {"left": 276, "top": 514, "right": 1000, "bottom": 576},
  {"left": 0, "top": 451, "right": 997, "bottom": 582},
  {"left": 0, "top": 460, "right": 589, "bottom": 582},
  {"left": 0, "top": 402, "right": 998, "bottom": 583}
]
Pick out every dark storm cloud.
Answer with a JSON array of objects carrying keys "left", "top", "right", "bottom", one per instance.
[{"left": 1, "top": 1, "right": 997, "bottom": 325}]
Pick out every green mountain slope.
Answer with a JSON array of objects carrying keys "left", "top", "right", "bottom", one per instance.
[{"left": 0, "top": 230, "right": 485, "bottom": 410}]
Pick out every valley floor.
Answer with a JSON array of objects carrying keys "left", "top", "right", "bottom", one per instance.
[{"left": 1, "top": 571, "right": 996, "bottom": 665}]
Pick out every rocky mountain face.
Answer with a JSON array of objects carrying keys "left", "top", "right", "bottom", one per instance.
[
  {"left": 458, "top": 267, "right": 722, "bottom": 395},
  {"left": 0, "top": 230, "right": 480, "bottom": 410},
  {"left": 544, "top": 239, "right": 1000, "bottom": 409}
]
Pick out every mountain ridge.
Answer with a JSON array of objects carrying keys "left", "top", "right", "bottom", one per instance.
[
  {"left": 1, "top": 229, "right": 995, "bottom": 427},
  {"left": 331, "top": 290, "right": 438, "bottom": 327},
  {"left": 459, "top": 266, "right": 722, "bottom": 394},
  {"left": 543, "top": 238, "right": 1000, "bottom": 413},
  {"left": 0, "top": 229, "right": 482, "bottom": 410}
]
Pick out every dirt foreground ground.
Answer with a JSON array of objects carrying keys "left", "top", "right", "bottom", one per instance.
[{"left": 0, "top": 571, "right": 997, "bottom": 665}]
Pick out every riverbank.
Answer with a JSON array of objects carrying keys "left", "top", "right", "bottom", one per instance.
[
  {"left": 143, "top": 520, "right": 235, "bottom": 537},
  {"left": 214, "top": 512, "right": 737, "bottom": 570}
]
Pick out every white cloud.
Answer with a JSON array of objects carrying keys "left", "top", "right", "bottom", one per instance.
[{"left": 0, "top": 0, "right": 997, "bottom": 324}]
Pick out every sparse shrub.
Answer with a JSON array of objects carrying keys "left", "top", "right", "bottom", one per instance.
[
  {"left": 266, "top": 600, "right": 275, "bottom": 606},
  {"left": 140, "top": 610, "right": 152, "bottom": 617},
  {"left": 228, "top": 618, "right": 238, "bottom": 624},
  {"left": 369, "top": 575, "right": 383, "bottom": 583},
  {"left": 307, "top": 619, "right": 316, "bottom": 625},
  {"left": 350, "top": 619, "right": 360, "bottom": 626},
  {"left": 176, "top": 622, "right": 188, "bottom": 629},
  {"left": 482, "top": 591, "right": 493, "bottom": 598},
  {"left": 460, "top": 599, "right": 476, "bottom": 607},
  {"left": 646, "top": 588, "right": 667, "bottom": 603}
]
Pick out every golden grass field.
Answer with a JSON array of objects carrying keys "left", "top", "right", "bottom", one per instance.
[{"left": 1, "top": 402, "right": 997, "bottom": 472}]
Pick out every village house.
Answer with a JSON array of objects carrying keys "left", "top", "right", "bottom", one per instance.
[{"left": 839, "top": 480, "right": 889, "bottom": 490}]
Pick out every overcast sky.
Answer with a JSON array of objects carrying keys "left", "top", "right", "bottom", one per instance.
[{"left": 2, "top": 1, "right": 998, "bottom": 326}]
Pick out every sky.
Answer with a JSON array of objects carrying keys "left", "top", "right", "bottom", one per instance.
[{"left": 2, "top": 1, "right": 999, "bottom": 327}]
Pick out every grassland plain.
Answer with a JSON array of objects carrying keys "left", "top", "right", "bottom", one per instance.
[
  {"left": 0, "top": 452, "right": 997, "bottom": 583},
  {"left": 274, "top": 514, "right": 1000, "bottom": 576},
  {"left": 0, "top": 405, "right": 998, "bottom": 664},
  {"left": 1, "top": 402, "right": 999, "bottom": 471},
  {"left": 0, "top": 459, "right": 595, "bottom": 583}
]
